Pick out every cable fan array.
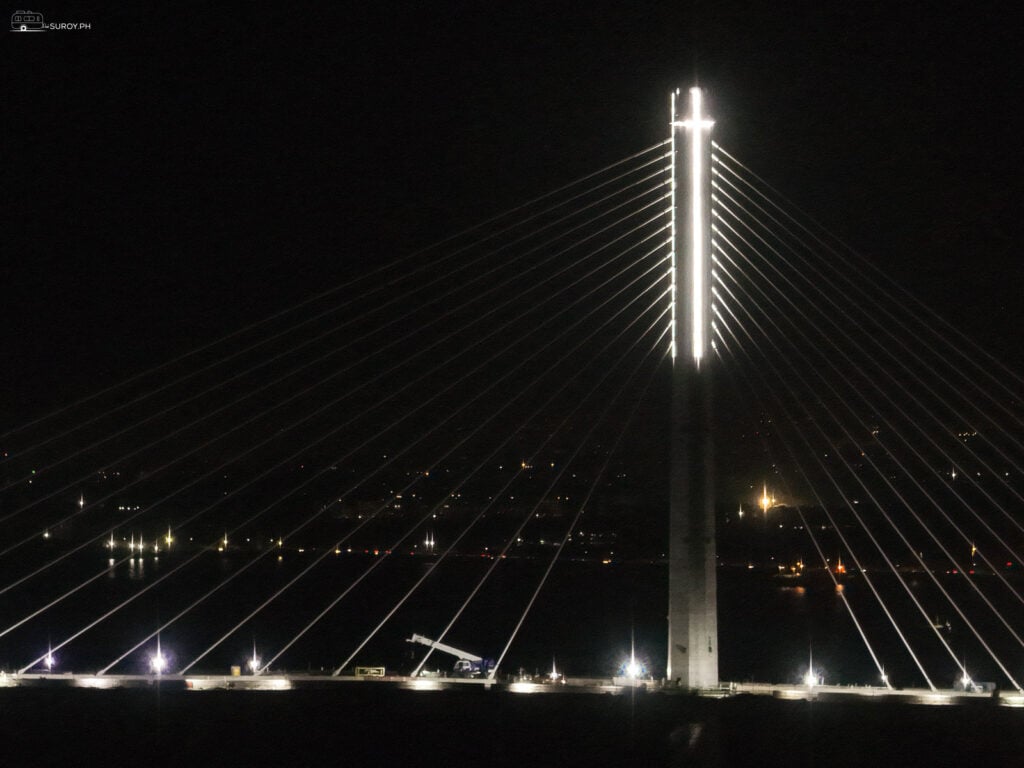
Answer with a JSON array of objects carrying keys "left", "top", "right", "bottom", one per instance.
[
  {"left": 711, "top": 142, "right": 1024, "bottom": 691},
  {"left": 0, "top": 142, "right": 673, "bottom": 679}
]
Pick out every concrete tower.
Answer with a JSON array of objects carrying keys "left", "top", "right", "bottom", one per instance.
[{"left": 667, "top": 87, "right": 718, "bottom": 688}]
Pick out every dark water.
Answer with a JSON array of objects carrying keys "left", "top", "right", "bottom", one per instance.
[{"left": 1, "top": 686, "right": 1021, "bottom": 768}]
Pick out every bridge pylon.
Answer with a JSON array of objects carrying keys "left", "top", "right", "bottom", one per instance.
[{"left": 667, "top": 87, "right": 718, "bottom": 688}]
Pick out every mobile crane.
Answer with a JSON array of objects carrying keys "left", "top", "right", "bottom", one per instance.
[{"left": 406, "top": 633, "right": 495, "bottom": 678}]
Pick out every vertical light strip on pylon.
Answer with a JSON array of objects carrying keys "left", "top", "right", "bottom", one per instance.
[
  {"left": 669, "top": 89, "right": 678, "bottom": 360},
  {"left": 684, "top": 88, "right": 713, "bottom": 362},
  {"left": 670, "top": 88, "right": 713, "bottom": 362}
]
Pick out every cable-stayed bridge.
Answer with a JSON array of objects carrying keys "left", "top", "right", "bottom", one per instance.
[{"left": 2, "top": 88, "right": 1023, "bottom": 704}]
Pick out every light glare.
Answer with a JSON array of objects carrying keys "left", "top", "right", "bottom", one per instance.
[{"left": 681, "top": 88, "right": 713, "bottom": 362}]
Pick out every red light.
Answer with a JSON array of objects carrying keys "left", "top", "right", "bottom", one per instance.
[{"left": 1008, "top": 562, "right": 1014, "bottom": 568}]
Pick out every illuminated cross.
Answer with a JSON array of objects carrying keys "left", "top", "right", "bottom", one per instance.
[{"left": 671, "top": 88, "right": 714, "bottom": 363}]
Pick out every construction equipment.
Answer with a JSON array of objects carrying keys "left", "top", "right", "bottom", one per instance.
[{"left": 406, "top": 633, "right": 494, "bottom": 677}]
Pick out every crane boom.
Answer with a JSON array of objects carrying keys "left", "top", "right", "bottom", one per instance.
[{"left": 406, "top": 633, "right": 482, "bottom": 663}]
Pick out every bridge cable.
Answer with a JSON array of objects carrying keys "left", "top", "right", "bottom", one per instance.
[
  {"left": 710, "top": 319, "right": 893, "bottom": 688},
  {"left": 0, "top": 140, "right": 669, "bottom": 446},
  {"left": 0, "top": 166, "right": 670, "bottom": 519},
  {"left": 306, "top": 310, "right": 673, "bottom": 674},
  {"left": 712, "top": 161, "right": 1024, "bottom": 512},
  {"left": 5, "top": 217, "right": 671, "bottom": 647},
  {"left": 101, "top": 273, "right": 671, "bottom": 676},
  {"left": 489, "top": 349, "right": 668, "bottom": 679},
  {"left": 712, "top": 287, "right": 941, "bottom": 689},
  {"left": 280, "top": 303, "right": 671, "bottom": 675},
  {"left": 1, "top": 150, "right": 671, "bottom": 488},
  {"left": 712, "top": 152, "right": 1024, "bottom": 453},
  {"left": 21, "top": 244, "right": 671, "bottom": 674},
  {"left": 714, "top": 261, "right": 1022, "bottom": 690},
  {"left": 0, "top": 189, "right": 671, "bottom": 568},
  {"left": 712, "top": 142, "right": 1024, "bottom": 405},
  {"left": 177, "top": 281, "right": 672, "bottom": 674},
  {"left": 711, "top": 199, "right": 1024, "bottom": 598},
  {"left": 411, "top": 331, "right": 670, "bottom": 678},
  {"left": 713, "top": 245, "right": 1024, "bottom": 679},
  {"left": 712, "top": 186, "right": 1024, "bottom": 563}
]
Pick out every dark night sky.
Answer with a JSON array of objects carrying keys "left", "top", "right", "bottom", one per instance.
[{"left": 4, "top": 1, "right": 1022, "bottom": 422}]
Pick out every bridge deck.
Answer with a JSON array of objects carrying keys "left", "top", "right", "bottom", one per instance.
[{"left": 3, "top": 672, "right": 1021, "bottom": 706}]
